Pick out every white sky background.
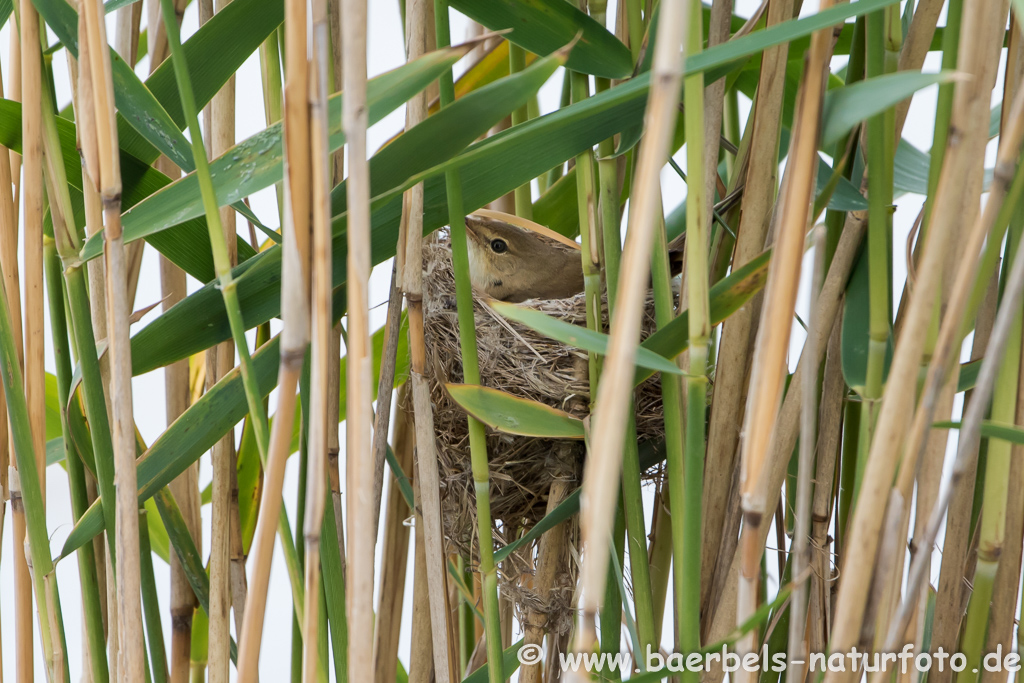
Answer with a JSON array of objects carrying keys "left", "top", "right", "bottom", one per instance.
[{"left": 0, "top": 0, "right": 1007, "bottom": 680}]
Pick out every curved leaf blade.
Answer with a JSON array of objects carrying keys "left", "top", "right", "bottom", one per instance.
[
  {"left": 446, "top": 384, "right": 586, "bottom": 439},
  {"left": 821, "top": 71, "right": 956, "bottom": 147},
  {"left": 488, "top": 300, "right": 683, "bottom": 375},
  {"left": 449, "top": 0, "right": 631, "bottom": 78}
]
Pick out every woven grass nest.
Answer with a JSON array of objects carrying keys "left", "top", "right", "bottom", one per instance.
[{"left": 422, "top": 233, "right": 667, "bottom": 626}]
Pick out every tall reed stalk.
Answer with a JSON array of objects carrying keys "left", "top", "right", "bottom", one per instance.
[
  {"left": 433, "top": 4, "right": 503, "bottom": 680},
  {"left": 234, "top": 0, "right": 312, "bottom": 664},
  {"left": 735, "top": 3, "right": 834, "bottom": 672},
  {"left": 16, "top": 2, "right": 44, "bottom": 677},
  {"left": 681, "top": 3, "right": 709, "bottom": 679},
  {"left": 339, "top": 0, "right": 374, "bottom": 682},
  {"left": 574, "top": 0, "right": 687, "bottom": 664},
  {"left": 206, "top": 0, "right": 238, "bottom": 672},
  {"left": 402, "top": 2, "right": 453, "bottom": 679},
  {"left": 827, "top": 4, "right": 1009, "bottom": 673}
]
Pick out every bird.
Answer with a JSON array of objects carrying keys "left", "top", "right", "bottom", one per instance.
[{"left": 463, "top": 209, "right": 586, "bottom": 303}]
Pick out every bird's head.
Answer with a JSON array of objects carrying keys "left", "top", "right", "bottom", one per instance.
[{"left": 463, "top": 210, "right": 585, "bottom": 303}]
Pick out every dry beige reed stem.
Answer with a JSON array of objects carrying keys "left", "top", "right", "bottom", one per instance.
[
  {"left": 327, "top": 0, "right": 346, "bottom": 566},
  {"left": 401, "top": 0, "right": 453, "bottom": 679},
  {"left": 112, "top": 0, "right": 143, "bottom": 317},
  {"left": 300, "top": 0, "right": 333, "bottom": 674},
  {"left": 409, "top": 475, "right": 435, "bottom": 683},
  {"left": 0, "top": 53, "right": 25, "bottom": 683},
  {"left": 235, "top": 0, "right": 312, "bottom": 669},
  {"left": 19, "top": 33, "right": 45, "bottom": 683},
  {"left": 370, "top": 266, "right": 405, "bottom": 536},
  {"left": 520, "top": 479, "right": 571, "bottom": 683},
  {"left": 894, "top": 0, "right": 944, "bottom": 133},
  {"left": 786, "top": 226, "right": 826, "bottom": 683},
  {"left": 980, "top": 39, "right": 1024, "bottom": 682},
  {"left": 20, "top": 0, "right": 45, "bottom": 493},
  {"left": 373, "top": 393, "right": 413, "bottom": 683},
  {"left": 704, "top": 209, "right": 866, "bottom": 683},
  {"left": 701, "top": 0, "right": 793, "bottom": 612},
  {"left": 807, "top": 320, "right": 843, "bottom": 655},
  {"left": 889, "top": 68, "right": 1024, "bottom": 653},
  {"left": 823, "top": 3, "right": 1009, "bottom": 674},
  {"left": 146, "top": 0, "right": 188, "bottom": 68},
  {"left": 734, "top": 4, "right": 834, "bottom": 670},
  {"left": 235, "top": 369, "right": 301, "bottom": 683},
  {"left": 15, "top": 1, "right": 43, "bottom": 678},
  {"left": 874, "top": 65, "right": 1024, "bottom": 669},
  {"left": 207, "top": 0, "right": 238, "bottom": 673},
  {"left": 0, "top": 68, "right": 16, "bottom": 646},
  {"left": 574, "top": 0, "right": 687, "bottom": 663},
  {"left": 163, "top": 240, "right": 199, "bottom": 683},
  {"left": 341, "top": 0, "right": 374, "bottom": 678},
  {"left": 883, "top": 155, "right": 1024, "bottom": 672},
  {"left": 78, "top": 0, "right": 146, "bottom": 674}
]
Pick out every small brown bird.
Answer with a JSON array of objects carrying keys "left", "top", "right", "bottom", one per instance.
[{"left": 464, "top": 209, "right": 585, "bottom": 302}]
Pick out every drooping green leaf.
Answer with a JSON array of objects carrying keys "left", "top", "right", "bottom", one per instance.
[
  {"left": 143, "top": 498, "right": 171, "bottom": 564},
  {"left": 152, "top": 487, "right": 237, "bottom": 662},
  {"left": 696, "top": 0, "right": 899, "bottom": 83},
  {"left": 821, "top": 71, "right": 956, "bottom": 147},
  {"left": 446, "top": 384, "right": 586, "bottom": 439},
  {"left": 0, "top": 0, "right": 12, "bottom": 31},
  {"left": 46, "top": 437, "right": 65, "bottom": 467},
  {"left": 488, "top": 300, "right": 683, "bottom": 375},
  {"left": 448, "top": 0, "right": 630, "bottom": 78}
]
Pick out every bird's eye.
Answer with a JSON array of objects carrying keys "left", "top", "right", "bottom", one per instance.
[{"left": 490, "top": 239, "right": 508, "bottom": 254}]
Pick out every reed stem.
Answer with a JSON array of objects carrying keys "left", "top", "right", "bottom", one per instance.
[
  {"left": 434, "top": 4, "right": 503, "bottom": 680},
  {"left": 681, "top": 2, "right": 709, "bottom": 677},
  {"left": 574, "top": 0, "right": 687, "bottom": 662}
]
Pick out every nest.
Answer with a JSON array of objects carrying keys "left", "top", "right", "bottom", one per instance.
[{"left": 422, "top": 235, "right": 667, "bottom": 631}]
